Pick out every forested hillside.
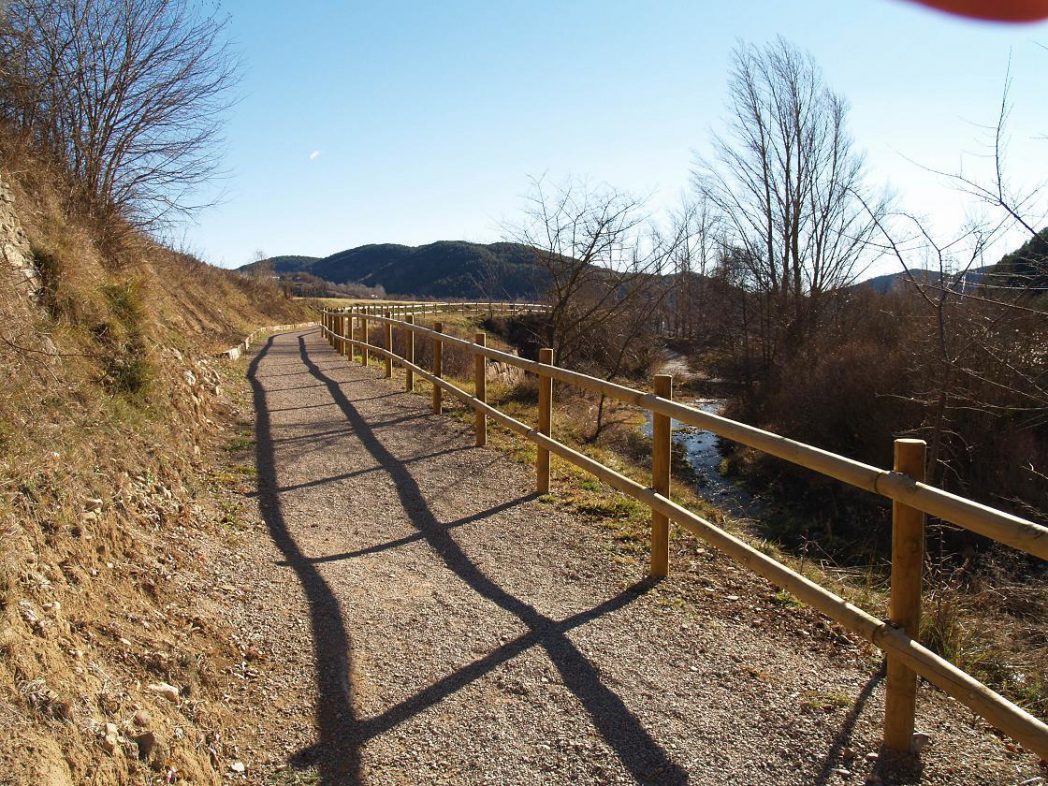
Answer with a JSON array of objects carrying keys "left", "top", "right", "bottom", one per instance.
[{"left": 242, "top": 240, "right": 549, "bottom": 299}]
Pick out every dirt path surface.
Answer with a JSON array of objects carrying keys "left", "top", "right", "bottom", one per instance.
[{"left": 216, "top": 327, "right": 1041, "bottom": 786}]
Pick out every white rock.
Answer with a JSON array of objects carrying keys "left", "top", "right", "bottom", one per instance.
[
  {"left": 146, "top": 682, "right": 180, "bottom": 703},
  {"left": 229, "top": 760, "right": 246, "bottom": 773},
  {"left": 101, "top": 723, "right": 120, "bottom": 755},
  {"left": 911, "top": 731, "right": 931, "bottom": 752}
]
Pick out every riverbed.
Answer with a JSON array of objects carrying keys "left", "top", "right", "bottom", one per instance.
[{"left": 641, "top": 399, "right": 764, "bottom": 520}]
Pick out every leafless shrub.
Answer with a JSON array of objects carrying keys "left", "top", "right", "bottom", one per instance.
[{"left": 512, "top": 176, "right": 694, "bottom": 435}]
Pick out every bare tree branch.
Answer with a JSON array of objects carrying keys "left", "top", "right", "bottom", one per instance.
[{"left": 0, "top": 0, "right": 238, "bottom": 228}]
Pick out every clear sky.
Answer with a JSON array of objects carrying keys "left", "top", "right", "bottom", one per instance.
[{"left": 185, "top": 0, "right": 1048, "bottom": 277}]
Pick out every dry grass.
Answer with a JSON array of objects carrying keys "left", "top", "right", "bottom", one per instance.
[{"left": 0, "top": 132, "right": 313, "bottom": 784}]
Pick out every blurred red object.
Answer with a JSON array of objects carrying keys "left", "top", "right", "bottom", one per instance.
[{"left": 907, "top": 0, "right": 1048, "bottom": 21}]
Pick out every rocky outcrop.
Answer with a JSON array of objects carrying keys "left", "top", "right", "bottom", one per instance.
[{"left": 0, "top": 176, "right": 41, "bottom": 299}]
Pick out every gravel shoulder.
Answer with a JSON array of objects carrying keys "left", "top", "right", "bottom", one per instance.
[{"left": 207, "top": 327, "right": 1043, "bottom": 786}]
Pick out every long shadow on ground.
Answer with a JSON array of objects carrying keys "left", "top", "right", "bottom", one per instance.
[
  {"left": 293, "top": 331, "right": 688, "bottom": 785},
  {"left": 248, "top": 334, "right": 362, "bottom": 784}
]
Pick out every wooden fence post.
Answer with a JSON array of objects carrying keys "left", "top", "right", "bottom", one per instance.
[
  {"left": 384, "top": 313, "right": 393, "bottom": 378},
  {"left": 432, "top": 322, "right": 443, "bottom": 414},
  {"left": 338, "top": 315, "right": 346, "bottom": 356},
  {"left": 405, "top": 315, "right": 415, "bottom": 392},
  {"left": 361, "top": 312, "right": 370, "bottom": 366},
  {"left": 474, "top": 332, "right": 487, "bottom": 446},
  {"left": 651, "top": 374, "right": 672, "bottom": 577},
  {"left": 884, "top": 438, "right": 927, "bottom": 753},
  {"left": 351, "top": 312, "right": 358, "bottom": 363},
  {"left": 537, "top": 347, "right": 554, "bottom": 494}
]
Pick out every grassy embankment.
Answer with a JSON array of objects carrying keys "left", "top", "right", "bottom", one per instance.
[{"left": 0, "top": 136, "right": 312, "bottom": 785}]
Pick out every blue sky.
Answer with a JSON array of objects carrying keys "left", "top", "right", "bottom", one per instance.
[{"left": 185, "top": 1, "right": 1048, "bottom": 277}]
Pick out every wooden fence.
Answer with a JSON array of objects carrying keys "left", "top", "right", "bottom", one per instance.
[
  {"left": 329, "top": 301, "right": 549, "bottom": 318},
  {"left": 318, "top": 306, "right": 1048, "bottom": 760}
]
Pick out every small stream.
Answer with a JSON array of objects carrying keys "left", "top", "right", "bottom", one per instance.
[{"left": 641, "top": 399, "right": 764, "bottom": 520}]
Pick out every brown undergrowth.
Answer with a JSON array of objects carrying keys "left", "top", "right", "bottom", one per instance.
[{"left": 0, "top": 136, "right": 312, "bottom": 785}]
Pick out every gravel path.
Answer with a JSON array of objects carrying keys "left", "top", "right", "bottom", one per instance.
[{"left": 219, "top": 327, "right": 1041, "bottom": 786}]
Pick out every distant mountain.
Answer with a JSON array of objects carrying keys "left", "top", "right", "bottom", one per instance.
[
  {"left": 257, "top": 255, "right": 319, "bottom": 273},
  {"left": 240, "top": 241, "right": 548, "bottom": 300},
  {"left": 993, "top": 228, "right": 1048, "bottom": 291},
  {"left": 857, "top": 265, "right": 994, "bottom": 295}
]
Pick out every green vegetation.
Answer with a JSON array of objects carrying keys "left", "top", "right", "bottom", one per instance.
[{"left": 800, "top": 690, "right": 853, "bottom": 713}]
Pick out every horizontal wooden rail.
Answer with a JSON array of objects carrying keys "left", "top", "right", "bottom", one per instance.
[
  {"left": 320, "top": 311, "right": 1048, "bottom": 759},
  {"left": 329, "top": 300, "right": 550, "bottom": 316}
]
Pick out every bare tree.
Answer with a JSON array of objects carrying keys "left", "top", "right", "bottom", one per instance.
[
  {"left": 513, "top": 176, "right": 682, "bottom": 436},
  {"left": 933, "top": 64, "right": 1046, "bottom": 242},
  {"left": 923, "top": 65, "right": 1048, "bottom": 302},
  {"left": 667, "top": 193, "right": 721, "bottom": 339},
  {"left": 0, "top": 0, "right": 238, "bottom": 227},
  {"left": 865, "top": 213, "right": 1048, "bottom": 526},
  {"left": 694, "top": 37, "right": 886, "bottom": 361},
  {"left": 854, "top": 65, "right": 1048, "bottom": 507},
  {"left": 864, "top": 211, "right": 998, "bottom": 476},
  {"left": 515, "top": 176, "right": 670, "bottom": 366},
  {"left": 469, "top": 262, "right": 512, "bottom": 315}
]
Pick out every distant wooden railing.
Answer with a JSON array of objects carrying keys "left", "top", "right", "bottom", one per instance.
[
  {"left": 319, "top": 306, "right": 1048, "bottom": 760},
  {"left": 335, "top": 300, "right": 550, "bottom": 318}
]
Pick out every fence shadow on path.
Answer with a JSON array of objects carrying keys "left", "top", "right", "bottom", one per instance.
[
  {"left": 249, "top": 334, "right": 363, "bottom": 785},
  {"left": 291, "top": 330, "right": 689, "bottom": 785}
]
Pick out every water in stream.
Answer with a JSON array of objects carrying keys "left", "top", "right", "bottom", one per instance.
[{"left": 641, "top": 399, "right": 764, "bottom": 520}]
